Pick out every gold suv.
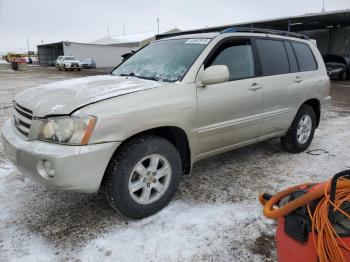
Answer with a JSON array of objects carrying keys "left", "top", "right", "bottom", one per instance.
[{"left": 2, "top": 28, "right": 331, "bottom": 218}]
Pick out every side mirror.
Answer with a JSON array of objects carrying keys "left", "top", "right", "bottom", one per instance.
[{"left": 200, "top": 65, "right": 229, "bottom": 86}]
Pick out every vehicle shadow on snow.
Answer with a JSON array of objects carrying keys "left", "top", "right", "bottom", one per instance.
[{"left": 13, "top": 138, "right": 286, "bottom": 251}]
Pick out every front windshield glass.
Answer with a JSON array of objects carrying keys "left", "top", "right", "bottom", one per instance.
[
  {"left": 64, "top": 57, "right": 76, "bottom": 61},
  {"left": 112, "top": 38, "right": 211, "bottom": 82}
]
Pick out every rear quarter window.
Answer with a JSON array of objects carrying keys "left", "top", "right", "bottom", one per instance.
[
  {"left": 284, "top": 41, "right": 299, "bottom": 73},
  {"left": 255, "top": 39, "right": 290, "bottom": 76},
  {"left": 291, "top": 42, "right": 317, "bottom": 71}
]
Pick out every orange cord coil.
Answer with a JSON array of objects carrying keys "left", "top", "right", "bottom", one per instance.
[{"left": 260, "top": 179, "right": 350, "bottom": 262}]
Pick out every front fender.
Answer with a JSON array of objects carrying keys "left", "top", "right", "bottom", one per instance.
[{"left": 74, "top": 83, "right": 197, "bottom": 146}]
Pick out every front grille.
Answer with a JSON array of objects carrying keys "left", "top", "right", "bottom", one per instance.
[
  {"left": 71, "top": 63, "right": 79, "bottom": 67},
  {"left": 13, "top": 102, "right": 33, "bottom": 138}
]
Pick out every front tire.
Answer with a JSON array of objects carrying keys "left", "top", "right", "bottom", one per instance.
[
  {"left": 104, "top": 135, "right": 182, "bottom": 219},
  {"left": 281, "top": 104, "right": 316, "bottom": 153}
]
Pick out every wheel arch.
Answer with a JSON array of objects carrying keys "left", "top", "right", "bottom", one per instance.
[
  {"left": 107, "top": 126, "right": 192, "bottom": 176},
  {"left": 302, "top": 98, "right": 321, "bottom": 127}
]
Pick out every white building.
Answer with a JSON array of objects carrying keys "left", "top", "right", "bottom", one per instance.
[{"left": 37, "top": 28, "right": 180, "bottom": 68}]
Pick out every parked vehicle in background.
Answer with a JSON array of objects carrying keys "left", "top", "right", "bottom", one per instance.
[
  {"left": 25, "top": 57, "right": 39, "bottom": 65},
  {"left": 323, "top": 55, "right": 350, "bottom": 80},
  {"left": 56, "top": 56, "right": 81, "bottom": 71},
  {"left": 49, "top": 59, "right": 57, "bottom": 66},
  {"left": 2, "top": 28, "right": 330, "bottom": 219},
  {"left": 14, "top": 57, "right": 27, "bottom": 63},
  {"left": 121, "top": 51, "right": 136, "bottom": 62},
  {"left": 80, "top": 58, "right": 96, "bottom": 69},
  {"left": 3, "top": 53, "right": 26, "bottom": 63}
]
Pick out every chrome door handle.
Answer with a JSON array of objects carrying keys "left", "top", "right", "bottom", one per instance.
[
  {"left": 249, "top": 83, "right": 262, "bottom": 91},
  {"left": 294, "top": 76, "right": 303, "bottom": 83}
]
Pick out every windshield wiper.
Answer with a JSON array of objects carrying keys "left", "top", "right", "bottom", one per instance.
[
  {"left": 118, "top": 73, "right": 161, "bottom": 82},
  {"left": 136, "top": 75, "right": 161, "bottom": 81},
  {"left": 119, "top": 72, "right": 136, "bottom": 77}
]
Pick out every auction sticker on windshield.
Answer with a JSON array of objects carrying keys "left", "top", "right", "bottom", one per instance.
[{"left": 185, "top": 39, "right": 211, "bottom": 45}]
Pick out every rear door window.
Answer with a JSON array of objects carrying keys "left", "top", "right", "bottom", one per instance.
[
  {"left": 284, "top": 41, "right": 299, "bottom": 73},
  {"left": 291, "top": 42, "right": 317, "bottom": 71},
  {"left": 207, "top": 39, "right": 256, "bottom": 81},
  {"left": 255, "top": 39, "right": 290, "bottom": 76}
]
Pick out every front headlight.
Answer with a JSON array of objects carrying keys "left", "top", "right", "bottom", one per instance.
[{"left": 39, "top": 116, "right": 96, "bottom": 145}]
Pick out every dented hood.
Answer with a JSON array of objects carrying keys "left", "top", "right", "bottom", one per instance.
[{"left": 14, "top": 75, "right": 167, "bottom": 117}]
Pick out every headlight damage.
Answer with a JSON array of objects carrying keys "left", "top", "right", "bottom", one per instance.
[{"left": 39, "top": 116, "right": 96, "bottom": 145}]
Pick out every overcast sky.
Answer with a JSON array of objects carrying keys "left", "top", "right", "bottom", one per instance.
[{"left": 0, "top": 0, "right": 349, "bottom": 52}]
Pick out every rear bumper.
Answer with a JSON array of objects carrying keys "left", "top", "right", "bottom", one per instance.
[
  {"left": 1, "top": 119, "right": 120, "bottom": 193},
  {"left": 81, "top": 64, "right": 93, "bottom": 68},
  {"left": 321, "top": 95, "right": 332, "bottom": 119}
]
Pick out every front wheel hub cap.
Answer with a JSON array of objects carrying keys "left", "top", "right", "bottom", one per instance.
[
  {"left": 128, "top": 154, "right": 172, "bottom": 205},
  {"left": 297, "top": 115, "right": 312, "bottom": 144}
]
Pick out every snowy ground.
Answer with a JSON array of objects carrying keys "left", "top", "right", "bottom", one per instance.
[{"left": 0, "top": 68, "right": 350, "bottom": 261}]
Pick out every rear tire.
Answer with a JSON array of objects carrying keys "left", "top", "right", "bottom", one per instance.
[
  {"left": 103, "top": 135, "right": 182, "bottom": 219},
  {"left": 342, "top": 71, "right": 347, "bottom": 81},
  {"left": 281, "top": 104, "right": 316, "bottom": 153}
]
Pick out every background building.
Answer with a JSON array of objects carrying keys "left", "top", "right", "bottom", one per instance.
[
  {"left": 157, "top": 10, "right": 350, "bottom": 57},
  {"left": 37, "top": 42, "right": 131, "bottom": 67},
  {"left": 37, "top": 28, "right": 179, "bottom": 67}
]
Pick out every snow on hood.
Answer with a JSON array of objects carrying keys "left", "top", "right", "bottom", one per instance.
[{"left": 14, "top": 75, "right": 167, "bottom": 117}]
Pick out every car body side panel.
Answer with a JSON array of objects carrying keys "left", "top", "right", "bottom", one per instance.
[
  {"left": 259, "top": 73, "right": 302, "bottom": 136},
  {"left": 77, "top": 36, "right": 329, "bottom": 167},
  {"left": 259, "top": 39, "right": 329, "bottom": 137},
  {"left": 195, "top": 75, "right": 264, "bottom": 155}
]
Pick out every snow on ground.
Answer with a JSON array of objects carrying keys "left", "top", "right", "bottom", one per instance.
[
  {"left": 0, "top": 69, "right": 350, "bottom": 261},
  {"left": 79, "top": 201, "right": 271, "bottom": 262}
]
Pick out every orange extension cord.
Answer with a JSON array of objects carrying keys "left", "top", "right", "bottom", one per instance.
[{"left": 259, "top": 179, "right": 350, "bottom": 262}]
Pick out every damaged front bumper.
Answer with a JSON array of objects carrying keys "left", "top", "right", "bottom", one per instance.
[{"left": 1, "top": 119, "right": 119, "bottom": 193}]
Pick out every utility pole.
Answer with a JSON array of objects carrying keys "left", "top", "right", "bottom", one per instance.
[
  {"left": 26, "top": 37, "right": 30, "bottom": 53},
  {"left": 106, "top": 26, "right": 110, "bottom": 37},
  {"left": 122, "top": 24, "right": 125, "bottom": 35},
  {"left": 156, "top": 18, "right": 160, "bottom": 34},
  {"left": 321, "top": 0, "right": 325, "bottom": 12}
]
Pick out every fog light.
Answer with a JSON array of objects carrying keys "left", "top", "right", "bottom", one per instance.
[
  {"left": 37, "top": 160, "right": 55, "bottom": 179},
  {"left": 43, "top": 160, "right": 55, "bottom": 178}
]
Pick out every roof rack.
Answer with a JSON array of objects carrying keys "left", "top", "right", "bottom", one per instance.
[{"left": 221, "top": 27, "right": 309, "bottom": 40}]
